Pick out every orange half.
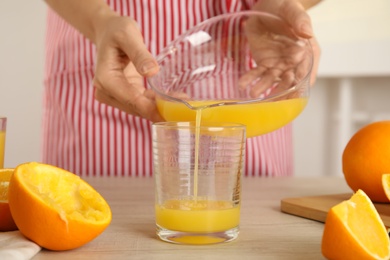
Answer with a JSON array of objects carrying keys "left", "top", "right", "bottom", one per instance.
[
  {"left": 8, "top": 162, "right": 112, "bottom": 250},
  {"left": 321, "top": 189, "right": 390, "bottom": 260},
  {"left": 0, "top": 168, "right": 18, "bottom": 231}
]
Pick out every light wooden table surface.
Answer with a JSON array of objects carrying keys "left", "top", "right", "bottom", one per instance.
[{"left": 32, "top": 177, "right": 350, "bottom": 260}]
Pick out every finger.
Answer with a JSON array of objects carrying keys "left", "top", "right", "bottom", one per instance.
[
  {"left": 95, "top": 86, "right": 164, "bottom": 123},
  {"left": 94, "top": 64, "right": 163, "bottom": 122},
  {"left": 117, "top": 19, "right": 159, "bottom": 77},
  {"left": 294, "top": 51, "right": 313, "bottom": 86},
  {"left": 144, "top": 88, "right": 157, "bottom": 99},
  {"left": 94, "top": 89, "right": 140, "bottom": 117},
  {"left": 238, "top": 66, "right": 267, "bottom": 90},
  {"left": 250, "top": 68, "right": 283, "bottom": 98},
  {"left": 278, "top": 0, "right": 314, "bottom": 38},
  {"left": 308, "top": 37, "right": 321, "bottom": 86},
  {"left": 276, "top": 70, "right": 296, "bottom": 93}
]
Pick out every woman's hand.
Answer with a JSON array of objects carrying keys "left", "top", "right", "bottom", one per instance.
[
  {"left": 240, "top": 0, "right": 321, "bottom": 98},
  {"left": 252, "top": 0, "right": 321, "bottom": 84},
  {"left": 93, "top": 14, "right": 163, "bottom": 122},
  {"left": 43, "top": 0, "right": 164, "bottom": 122}
]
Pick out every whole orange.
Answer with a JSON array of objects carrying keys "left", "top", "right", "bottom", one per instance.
[
  {"left": 8, "top": 162, "right": 111, "bottom": 250},
  {"left": 0, "top": 168, "right": 18, "bottom": 231},
  {"left": 342, "top": 120, "right": 390, "bottom": 203}
]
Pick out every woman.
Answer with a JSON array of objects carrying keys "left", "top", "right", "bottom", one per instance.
[{"left": 42, "top": 0, "right": 321, "bottom": 177}]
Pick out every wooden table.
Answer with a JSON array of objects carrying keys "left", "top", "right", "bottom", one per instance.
[{"left": 32, "top": 177, "right": 350, "bottom": 260}]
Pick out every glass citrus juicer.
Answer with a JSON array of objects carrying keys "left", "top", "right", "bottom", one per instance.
[{"left": 148, "top": 11, "right": 313, "bottom": 137}]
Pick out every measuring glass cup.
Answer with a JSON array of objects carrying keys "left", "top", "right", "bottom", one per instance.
[
  {"left": 148, "top": 11, "right": 313, "bottom": 137},
  {"left": 153, "top": 121, "right": 246, "bottom": 244}
]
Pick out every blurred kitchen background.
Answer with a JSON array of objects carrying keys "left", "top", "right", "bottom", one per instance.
[{"left": 1, "top": 0, "right": 389, "bottom": 176}]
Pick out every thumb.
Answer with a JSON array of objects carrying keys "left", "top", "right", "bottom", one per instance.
[
  {"left": 279, "top": 1, "right": 314, "bottom": 38},
  {"left": 130, "top": 45, "right": 160, "bottom": 77},
  {"left": 119, "top": 21, "right": 159, "bottom": 77}
]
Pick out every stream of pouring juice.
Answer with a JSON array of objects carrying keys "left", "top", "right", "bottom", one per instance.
[{"left": 193, "top": 109, "right": 202, "bottom": 199}]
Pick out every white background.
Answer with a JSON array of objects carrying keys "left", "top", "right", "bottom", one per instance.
[{"left": 1, "top": 0, "right": 390, "bottom": 176}]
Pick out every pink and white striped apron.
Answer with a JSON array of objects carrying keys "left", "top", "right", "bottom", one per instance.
[{"left": 42, "top": 0, "right": 293, "bottom": 177}]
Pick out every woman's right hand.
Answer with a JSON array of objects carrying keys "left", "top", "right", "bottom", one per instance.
[
  {"left": 239, "top": 0, "right": 321, "bottom": 98},
  {"left": 92, "top": 14, "right": 163, "bottom": 122}
]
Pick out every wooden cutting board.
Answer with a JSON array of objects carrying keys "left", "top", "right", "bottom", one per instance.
[{"left": 281, "top": 193, "right": 390, "bottom": 227}]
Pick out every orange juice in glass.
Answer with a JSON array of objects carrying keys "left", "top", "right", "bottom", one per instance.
[
  {"left": 155, "top": 200, "right": 240, "bottom": 244},
  {"left": 0, "top": 117, "right": 6, "bottom": 168}
]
